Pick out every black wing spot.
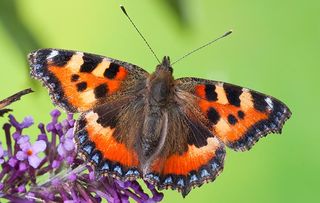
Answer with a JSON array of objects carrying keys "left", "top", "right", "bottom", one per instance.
[
  {"left": 224, "top": 84, "right": 242, "bottom": 107},
  {"left": 104, "top": 63, "right": 120, "bottom": 79},
  {"left": 186, "top": 119, "right": 213, "bottom": 148},
  {"left": 51, "top": 51, "right": 73, "bottom": 66},
  {"left": 71, "top": 74, "right": 80, "bottom": 82},
  {"left": 207, "top": 107, "right": 220, "bottom": 124},
  {"left": 205, "top": 84, "right": 218, "bottom": 101},
  {"left": 227, "top": 114, "right": 238, "bottom": 125},
  {"left": 251, "top": 92, "right": 268, "bottom": 112},
  {"left": 76, "top": 82, "right": 87, "bottom": 92},
  {"left": 94, "top": 84, "right": 108, "bottom": 99},
  {"left": 237, "top": 110, "right": 245, "bottom": 119},
  {"left": 93, "top": 103, "right": 118, "bottom": 129},
  {"left": 80, "top": 53, "right": 103, "bottom": 73}
]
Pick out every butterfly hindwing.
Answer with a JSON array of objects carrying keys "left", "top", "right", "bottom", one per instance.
[
  {"left": 176, "top": 77, "right": 292, "bottom": 151},
  {"left": 75, "top": 105, "right": 140, "bottom": 180},
  {"left": 29, "top": 48, "right": 148, "bottom": 112},
  {"left": 144, "top": 104, "right": 226, "bottom": 197}
]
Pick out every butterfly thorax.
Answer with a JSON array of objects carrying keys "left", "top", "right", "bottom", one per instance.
[
  {"left": 148, "top": 56, "right": 174, "bottom": 106},
  {"left": 139, "top": 56, "right": 175, "bottom": 166}
]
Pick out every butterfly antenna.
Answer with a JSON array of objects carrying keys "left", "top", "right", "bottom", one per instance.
[
  {"left": 172, "top": 30, "right": 233, "bottom": 65},
  {"left": 120, "top": 5, "right": 160, "bottom": 63}
]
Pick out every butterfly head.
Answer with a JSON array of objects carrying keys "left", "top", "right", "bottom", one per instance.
[{"left": 155, "top": 56, "right": 173, "bottom": 74}]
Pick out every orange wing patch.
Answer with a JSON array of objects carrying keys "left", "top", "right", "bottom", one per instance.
[
  {"left": 145, "top": 137, "right": 225, "bottom": 196},
  {"left": 29, "top": 49, "right": 128, "bottom": 112},
  {"left": 84, "top": 111, "right": 139, "bottom": 167},
  {"left": 151, "top": 137, "right": 223, "bottom": 175},
  {"left": 198, "top": 98, "right": 268, "bottom": 142},
  {"left": 75, "top": 111, "right": 140, "bottom": 180},
  {"left": 194, "top": 83, "right": 291, "bottom": 151},
  {"left": 48, "top": 65, "right": 126, "bottom": 111}
]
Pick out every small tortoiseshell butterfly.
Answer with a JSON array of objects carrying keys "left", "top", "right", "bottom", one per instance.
[{"left": 28, "top": 48, "right": 291, "bottom": 197}]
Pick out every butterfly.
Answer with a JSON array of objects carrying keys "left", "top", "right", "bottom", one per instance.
[{"left": 29, "top": 48, "right": 291, "bottom": 197}]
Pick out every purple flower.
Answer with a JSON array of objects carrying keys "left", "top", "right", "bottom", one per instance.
[
  {"left": 16, "top": 139, "right": 46, "bottom": 168},
  {"left": 57, "top": 128, "right": 74, "bottom": 157},
  {"left": 0, "top": 109, "right": 164, "bottom": 202}
]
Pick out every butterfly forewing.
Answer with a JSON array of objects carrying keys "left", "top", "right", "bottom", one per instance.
[
  {"left": 29, "top": 48, "right": 148, "bottom": 112},
  {"left": 175, "top": 77, "right": 292, "bottom": 151}
]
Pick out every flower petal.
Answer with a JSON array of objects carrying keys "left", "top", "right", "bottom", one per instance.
[
  {"left": 52, "top": 160, "right": 61, "bottom": 169},
  {"left": 20, "top": 142, "right": 32, "bottom": 152},
  {"left": 57, "top": 143, "right": 66, "bottom": 157},
  {"left": 32, "top": 140, "right": 47, "bottom": 154},
  {"left": 66, "top": 156, "right": 74, "bottom": 164},
  {"left": 21, "top": 116, "right": 34, "bottom": 128},
  {"left": 17, "top": 136, "right": 30, "bottom": 145},
  {"left": 16, "top": 151, "right": 27, "bottom": 161},
  {"left": 28, "top": 155, "right": 42, "bottom": 168},
  {"left": 65, "top": 128, "right": 74, "bottom": 139},
  {"left": 8, "top": 157, "right": 18, "bottom": 167},
  {"left": 63, "top": 139, "right": 75, "bottom": 151},
  {"left": 19, "top": 162, "right": 28, "bottom": 171},
  {"left": 50, "top": 109, "right": 61, "bottom": 118},
  {"left": 12, "top": 132, "right": 21, "bottom": 140},
  {"left": 18, "top": 185, "right": 26, "bottom": 193}
]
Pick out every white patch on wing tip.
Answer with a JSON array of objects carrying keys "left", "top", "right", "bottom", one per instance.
[
  {"left": 265, "top": 97, "right": 273, "bottom": 109},
  {"left": 47, "top": 50, "right": 59, "bottom": 59}
]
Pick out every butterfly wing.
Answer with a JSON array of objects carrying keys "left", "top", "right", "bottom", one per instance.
[
  {"left": 175, "top": 77, "right": 292, "bottom": 151},
  {"left": 144, "top": 99, "right": 226, "bottom": 197},
  {"left": 29, "top": 48, "right": 148, "bottom": 112},
  {"left": 75, "top": 95, "right": 146, "bottom": 181},
  {"left": 29, "top": 49, "right": 149, "bottom": 180},
  {"left": 145, "top": 77, "right": 291, "bottom": 196}
]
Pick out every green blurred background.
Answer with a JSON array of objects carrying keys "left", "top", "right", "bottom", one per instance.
[{"left": 0, "top": 0, "right": 319, "bottom": 202}]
